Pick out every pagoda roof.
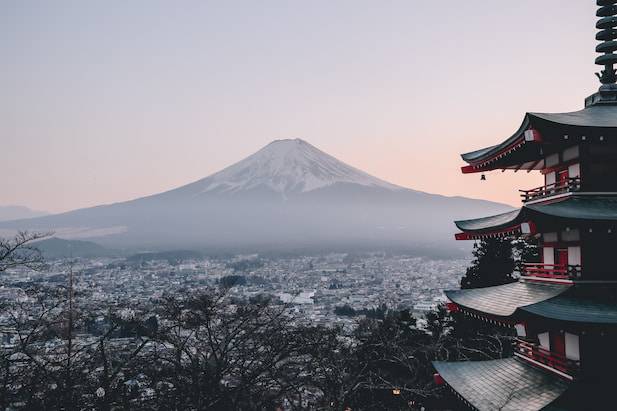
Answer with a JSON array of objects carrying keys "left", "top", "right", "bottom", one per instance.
[
  {"left": 445, "top": 282, "right": 570, "bottom": 318},
  {"left": 460, "top": 104, "right": 617, "bottom": 173},
  {"left": 455, "top": 209, "right": 522, "bottom": 233},
  {"left": 455, "top": 195, "right": 617, "bottom": 237},
  {"left": 526, "top": 195, "right": 617, "bottom": 221},
  {"left": 521, "top": 294, "right": 617, "bottom": 325},
  {"left": 433, "top": 358, "right": 569, "bottom": 411},
  {"left": 529, "top": 105, "right": 617, "bottom": 129},
  {"left": 448, "top": 282, "right": 617, "bottom": 325}
]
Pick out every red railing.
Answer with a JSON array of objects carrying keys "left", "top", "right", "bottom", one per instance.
[
  {"left": 519, "top": 177, "right": 581, "bottom": 202},
  {"left": 522, "top": 263, "right": 581, "bottom": 280},
  {"left": 515, "top": 338, "right": 580, "bottom": 376}
]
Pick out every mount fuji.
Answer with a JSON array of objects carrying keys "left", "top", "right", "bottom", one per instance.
[
  {"left": 195, "top": 138, "right": 401, "bottom": 196},
  {"left": 0, "top": 139, "right": 511, "bottom": 254}
]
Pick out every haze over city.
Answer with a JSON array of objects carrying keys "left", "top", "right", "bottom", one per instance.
[{"left": 3, "top": 1, "right": 598, "bottom": 213}]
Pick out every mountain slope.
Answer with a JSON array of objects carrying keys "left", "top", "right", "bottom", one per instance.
[
  {"left": 195, "top": 138, "right": 401, "bottom": 195},
  {"left": 34, "top": 237, "right": 115, "bottom": 259},
  {"left": 0, "top": 205, "right": 48, "bottom": 222},
  {"left": 0, "top": 139, "right": 512, "bottom": 254},
  {"left": 159, "top": 138, "right": 402, "bottom": 200}
]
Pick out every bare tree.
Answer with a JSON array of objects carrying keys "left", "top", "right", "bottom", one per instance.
[{"left": 0, "top": 231, "right": 50, "bottom": 272}]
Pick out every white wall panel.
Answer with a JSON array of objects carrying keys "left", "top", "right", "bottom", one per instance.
[
  {"left": 565, "top": 333, "right": 580, "bottom": 361},
  {"left": 568, "top": 247, "right": 581, "bottom": 266},
  {"left": 538, "top": 332, "right": 550, "bottom": 350},
  {"left": 546, "top": 171, "right": 556, "bottom": 186},
  {"left": 543, "top": 248, "right": 555, "bottom": 265},
  {"left": 568, "top": 163, "right": 581, "bottom": 178},
  {"left": 563, "top": 146, "right": 580, "bottom": 162}
]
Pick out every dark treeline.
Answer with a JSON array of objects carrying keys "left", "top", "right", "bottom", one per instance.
[
  {"left": 0, "top": 287, "right": 513, "bottom": 411},
  {"left": 333, "top": 303, "right": 389, "bottom": 319},
  {"left": 0, "top": 233, "right": 518, "bottom": 410}
]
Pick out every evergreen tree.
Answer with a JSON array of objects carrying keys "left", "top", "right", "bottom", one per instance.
[
  {"left": 460, "top": 238, "right": 516, "bottom": 289},
  {"left": 512, "top": 236, "right": 540, "bottom": 275}
]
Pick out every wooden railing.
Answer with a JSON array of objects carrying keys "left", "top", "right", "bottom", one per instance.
[
  {"left": 522, "top": 263, "right": 581, "bottom": 280},
  {"left": 519, "top": 177, "right": 581, "bottom": 202},
  {"left": 515, "top": 338, "right": 580, "bottom": 376}
]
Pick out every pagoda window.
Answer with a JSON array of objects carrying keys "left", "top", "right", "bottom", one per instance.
[
  {"left": 567, "top": 246, "right": 581, "bottom": 267},
  {"left": 562, "top": 145, "right": 580, "bottom": 162},
  {"left": 568, "top": 163, "right": 581, "bottom": 179},
  {"left": 543, "top": 247, "right": 555, "bottom": 265},
  {"left": 538, "top": 331, "right": 550, "bottom": 350},
  {"left": 515, "top": 323, "right": 527, "bottom": 337},
  {"left": 543, "top": 232, "right": 558, "bottom": 243},
  {"left": 565, "top": 332, "right": 580, "bottom": 362},
  {"left": 546, "top": 153, "right": 560, "bottom": 168},
  {"left": 545, "top": 171, "right": 556, "bottom": 189},
  {"left": 561, "top": 228, "right": 580, "bottom": 242}
]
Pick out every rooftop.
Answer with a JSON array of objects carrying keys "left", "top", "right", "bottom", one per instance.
[
  {"left": 455, "top": 195, "right": 617, "bottom": 236},
  {"left": 433, "top": 358, "right": 569, "bottom": 411},
  {"left": 445, "top": 282, "right": 569, "bottom": 318}
]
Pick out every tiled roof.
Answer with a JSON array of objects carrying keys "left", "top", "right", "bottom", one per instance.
[
  {"left": 525, "top": 196, "right": 617, "bottom": 221},
  {"left": 455, "top": 196, "right": 617, "bottom": 234},
  {"left": 445, "top": 282, "right": 570, "bottom": 317},
  {"left": 433, "top": 358, "right": 569, "bottom": 411},
  {"left": 455, "top": 209, "right": 522, "bottom": 232},
  {"left": 529, "top": 105, "right": 617, "bottom": 128},
  {"left": 461, "top": 104, "right": 617, "bottom": 164},
  {"left": 521, "top": 294, "right": 617, "bottom": 324}
]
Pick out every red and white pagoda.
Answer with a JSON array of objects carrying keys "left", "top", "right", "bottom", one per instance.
[{"left": 433, "top": 1, "right": 617, "bottom": 410}]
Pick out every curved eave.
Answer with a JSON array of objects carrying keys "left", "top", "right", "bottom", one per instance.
[
  {"left": 460, "top": 105, "right": 617, "bottom": 174},
  {"left": 525, "top": 195, "right": 617, "bottom": 223},
  {"left": 529, "top": 105, "right": 617, "bottom": 129},
  {"left": 520, "top": 295, "right": 617, "bottom": 325},
  {"left": 433, "top": 358, "right": 569, "bottom": 411},
  {"left": 445, "top": 282, "right": 570, "bottom": 318},
  {"left": 455, "top": 209, "right": 523, "bottom": 233},
  {"left": 461, "top": 117, "right": 531, "bottom": 163},
  {"left": 455, "top": 196, "right": 617, "bottom": 239}
]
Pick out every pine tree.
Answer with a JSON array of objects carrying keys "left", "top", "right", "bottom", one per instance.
[
  {"left": 460, "top": 238, "right": 516, "bottom": 289},
  {"left": 512, "top": 236, "right": 540, "bottom": 275}
]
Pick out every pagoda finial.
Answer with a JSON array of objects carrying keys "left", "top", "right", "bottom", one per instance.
[{"left": 595, "top": 0, "right": 617, "bottom": 85}]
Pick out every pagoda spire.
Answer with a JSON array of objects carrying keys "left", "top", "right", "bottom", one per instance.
[{"left": 595, "top": 0, "right": 617, "bottom": 85}]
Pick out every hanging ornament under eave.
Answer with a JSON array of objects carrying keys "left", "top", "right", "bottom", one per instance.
[{"left": 480, "top": 174, "right": 486, "bottom": 181}]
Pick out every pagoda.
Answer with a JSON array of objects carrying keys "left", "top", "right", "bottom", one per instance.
[{"left": 432, "top": 2, "right": 617, "bottom": 410}]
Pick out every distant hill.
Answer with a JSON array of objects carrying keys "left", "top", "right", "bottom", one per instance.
[
  {"left": 34, "top": 237, "right": 114, "bottom": 259},
  {"left": 0, "top": 205, "right": 48, "bottom": 222},
  {"left": 0, "top": 139, "right": 513, "bottom": 255}
]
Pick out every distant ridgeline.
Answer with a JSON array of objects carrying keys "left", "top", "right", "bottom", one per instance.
[{"left": 33, "top": 237, "right": 114, "bottom": 259}]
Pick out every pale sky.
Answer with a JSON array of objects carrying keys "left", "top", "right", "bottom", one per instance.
[{"left": 2, "top": 1, "right": 600, "bottom": 213}]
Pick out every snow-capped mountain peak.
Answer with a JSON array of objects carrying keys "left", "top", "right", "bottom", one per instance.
[{"left": 198, "top": 138, "right": 402, "bottom": 195}]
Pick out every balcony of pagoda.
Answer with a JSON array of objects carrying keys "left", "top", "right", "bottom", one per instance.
[
  {"left": 514, "top": 338, "right": 580, "bottom": 380},
  {"left": 519, "top": 177, "right": 581, "bottom": 203},
  {"left": 521, "top": 263, "right": 582, "bottom": 281}
]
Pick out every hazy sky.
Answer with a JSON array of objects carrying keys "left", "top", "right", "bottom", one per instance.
[{"left": 2, "top": 1, "right": 600, "bottom": 213}]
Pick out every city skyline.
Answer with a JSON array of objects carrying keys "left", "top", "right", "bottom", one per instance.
[{"left": 3, "top": 1, "right": 598, "bottom": 213}]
